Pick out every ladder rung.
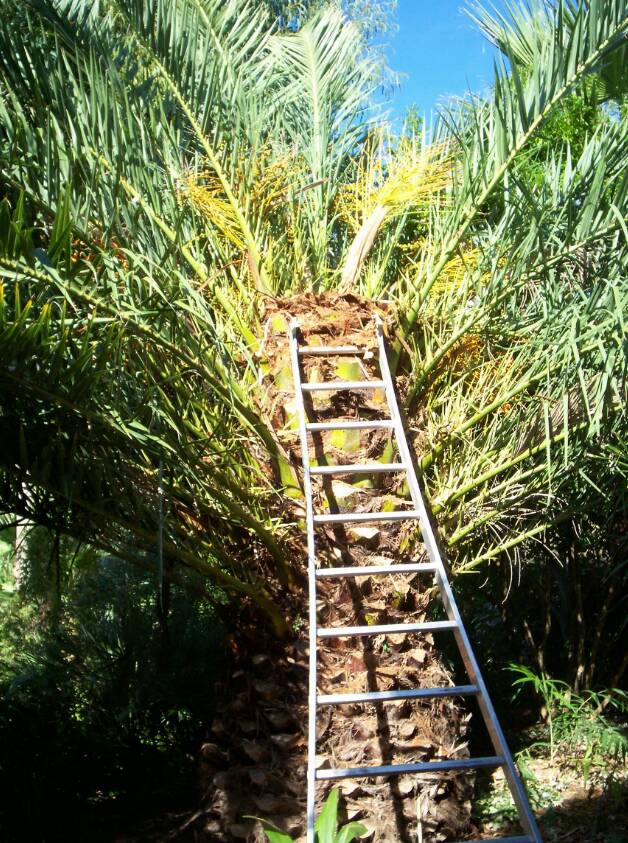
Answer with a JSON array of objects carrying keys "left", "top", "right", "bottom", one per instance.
[
  {"left": 313, "top": 510, "right": 419, "bottom": 524},
  {"left": 317, "top": 684, "right": 479, "bottom": 705},
  {"left": 451, "top": 838, "right": 533, "bottom": 843},
  {"left": 316, "top": 562, "right": 437, "bottom": 578},
  {"left": 318, "top": 620, "right": 457, "bottom": 638},
  {"left": 316, "top": 756, "right": 505, "bottom": 781},
  {"left": 302, "top": 380, "right": 385, "bottom": 392},
  {"left": 299, "top": 345, "right": 362, "bottom": 355},
  {"left": 310, "top": 462, "right": 405, "bottom": 475},
  {"left": 306, "top": 420, "right": 394, "bottom": 431}
]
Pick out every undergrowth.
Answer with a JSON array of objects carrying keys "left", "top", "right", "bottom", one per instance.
[
  {"left": 475, "top": 665, "right": 628, "bottom": 835},
  {"left": 0, "top": 535, "right": 227, "bottom": 841},
  {"left": 252, "top": 788, "right": 367, "bottom": 843},
  {"left": 510, "top": 665, "right": 628, "bottom": 778}
]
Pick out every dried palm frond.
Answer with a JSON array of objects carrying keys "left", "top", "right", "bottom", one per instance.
[{"left": 339, "top": 136, "right": 451, "bottom": 289}]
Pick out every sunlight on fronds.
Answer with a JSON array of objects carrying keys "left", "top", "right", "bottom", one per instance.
[
  {"left": 338, "top": 135, "right": 452, "bottom": 289},
  {"left": 469, "top": 350, "right": 522, "bottom": 412},
  {"left": 375, "top": 139, "right": 451, "bottom": 210},
  {"left": 423, "top": 339, "right": 526, "bottom": 451},
  {"left": 335, "top": 130, "right": 384, "bottom": 232},
  {"left": 0, "top": 0, "right": 626, "bottom": 627},
  {"left": 336, "top": 133, "right": 451, "bottom": 233}
]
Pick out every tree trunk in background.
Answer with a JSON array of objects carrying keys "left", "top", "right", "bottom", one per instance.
[{"left": 13, "top": 520, "right": 30, "bottom": 591}]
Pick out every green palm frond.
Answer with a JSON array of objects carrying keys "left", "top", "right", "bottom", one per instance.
[
  {"left": 400, "top": 0, "right": 628, "bottom": 329},
  {"left": 264, "top": 6, "right": 378, "bottom": 284},
  {"left": 468, "top": 0, "right": 628, "bottom": 101}
]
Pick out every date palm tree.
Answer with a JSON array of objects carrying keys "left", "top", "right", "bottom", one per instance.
[{"left": 0, "top": 0, "right": 626, "bottom": 628}]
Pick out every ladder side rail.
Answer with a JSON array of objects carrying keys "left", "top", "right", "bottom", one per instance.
[
  {"left": 288, "top": 320, "right": 318, "bottom": 843},
  {"left": 374, "top": 316, "right": 542, "bottom": 843}
]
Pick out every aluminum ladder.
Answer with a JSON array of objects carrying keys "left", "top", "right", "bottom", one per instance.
[{"left": 288, "top": 315, "right": 543, "bottom": 843}]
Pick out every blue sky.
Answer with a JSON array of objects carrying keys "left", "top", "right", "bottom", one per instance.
[{"left": 382, "top": 1, "right": 500, "bottom": 123}]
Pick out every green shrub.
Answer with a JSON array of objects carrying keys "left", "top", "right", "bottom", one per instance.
[{"left": 510, "top": 664, "right": 628, "bottom": 779}]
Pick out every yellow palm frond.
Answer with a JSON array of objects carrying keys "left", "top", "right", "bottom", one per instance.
[
  {"left": 375, "top": 139, "right": 452, "bottom": 210},
  {"left": 336, "top": 131, "right": 452, "bottom": 233},
  {"left": 335, "top": 129, "right": 385, "bottom": 232}
]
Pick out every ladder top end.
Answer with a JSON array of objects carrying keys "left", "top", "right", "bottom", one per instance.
[{"left": 373, "top": 314, "right": 385, "bottom": 336}]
